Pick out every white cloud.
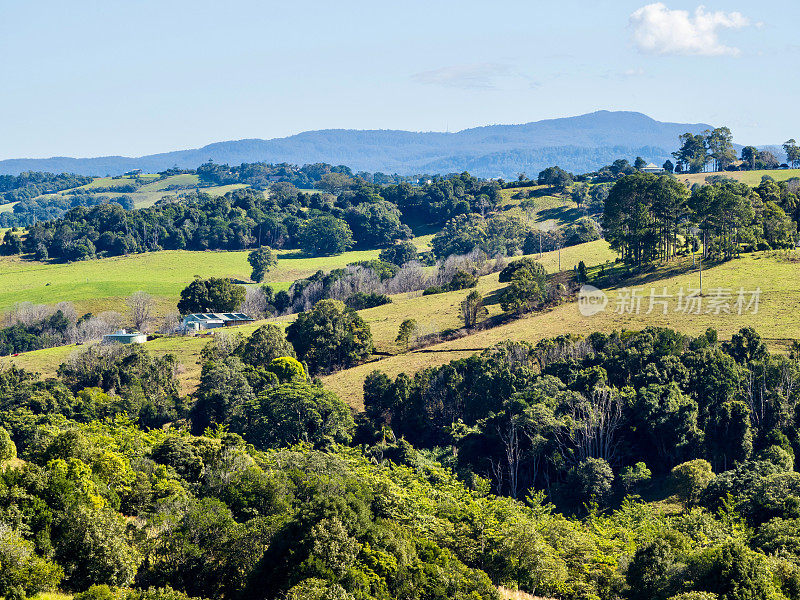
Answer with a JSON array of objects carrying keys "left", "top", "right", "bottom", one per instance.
[
  {"left": 600, "top": 67, "right": 648, "bottom": 80},
  {"left": 630, "top": 3, "right": 750, "bottom": 57},
  {"left": 622, "top": 67, "right": 646, "bottom": 77}
]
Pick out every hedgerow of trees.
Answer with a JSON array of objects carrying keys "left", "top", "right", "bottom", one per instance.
[{"left": 604, "top": 173, "right": 798, "bottom": 265}]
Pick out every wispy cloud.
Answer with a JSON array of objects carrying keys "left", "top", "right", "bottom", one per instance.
[
  {"left": 630, "top": 3, "right": 750, "bottom": 57},
  {"left": 411, "top": 62, "right": 537, "bottom": 90},
  {"left": 598, "top": 67, "right": 648, "bottom": 81},
  {"left": 622, "top": 67, "right": 646, "bottom": 77}
]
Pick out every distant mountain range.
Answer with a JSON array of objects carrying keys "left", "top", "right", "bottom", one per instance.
[{"left": 0, "top": 111, "right": 722, "bottom": 178}]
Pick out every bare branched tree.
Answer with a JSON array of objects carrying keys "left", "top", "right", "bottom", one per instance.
[
  {"left": 556, "top": 386, "right": 624, "bottom": 466},
  {"left": 498, "top": 415, "right": 522, "bottom": 499},
  {"left": 98, "top": 311, "right": 124, "bottom": 331},
  {"left": 65, "top": 313, "right": 120, "bottom": 343},
  {"left": 127, "top": 292, "right": 154, "bottom": 332},
  {"left": 5, "top": 301, "right": 54, "bottom": 327},
  {"left": 385, "top": 261, "right": 427, "bottom": 294},
  {"left": 240, "top": 287, "right": 268, "bottom": 319},
  {"left": 160, "top": 311, "right": 181, "bottom": 335}
]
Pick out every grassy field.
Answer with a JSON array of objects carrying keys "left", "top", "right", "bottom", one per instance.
[
  {"left": 0, "top": 247, "right": 383, "bottom": 318},
  {"left": 360, "top": 239, "right": 617, "bottom": 352},
  {"left": 31, "top": 593, "right": 72, "bottom": 600},
  {"left": 0, "top": 225, "right": 461, "bottom": 321},
  {"left": 5, "top": 240, "right": 799, "bottom": 407},
  {"left": 137, "top": 173, "right": 200, "bottom": 191},
  {"left": 0, "top": 240, "right": 615, "bottom": 393},
  {"left": 24, "top": 174, "right": 248, "bottom": 210},
  {"left": 680, "top": 168, "right": 800, "bottom": 187},
  {"left": 323, "top": 247, "right": 800, "bottom": 409},
  {"left": 0, "top": 201, "right": 16, "bottom": 213},
  {"left": 499, "top": 186, "right": 584, "bottom": 231},
  {"left": 78, "top": 174, "right": 159, "bottom": 190},
  {"left": 412, "top": 233, "right": 434, "bottom": 251},
  {"left": 126, "top": 183, "right": 248, "bottom": 208}
]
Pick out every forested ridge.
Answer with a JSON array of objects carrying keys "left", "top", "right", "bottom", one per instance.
[
  {"left": 3, "top": 322, "right": 800, "bottom": 600},
  {"left": 0, "top": 172, "right": 93, "bottom": 203},
  {"left": 1, "top": 173, "right": 504, "bottom": 262},
  {"left": 0, "top": 111, "right": 715, "bottom": 178}
]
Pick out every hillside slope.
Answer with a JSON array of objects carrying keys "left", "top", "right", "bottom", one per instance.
[
  {"left": 322, "top": 249, "right": 800, "bottom": 408},
  {"left": 0, "top": 111, "right": 713, "bottom": 178}
]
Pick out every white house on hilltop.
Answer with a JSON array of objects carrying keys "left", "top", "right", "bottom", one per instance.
[{"left": 641, "top": 162, "right": 664, "bottom": 174}]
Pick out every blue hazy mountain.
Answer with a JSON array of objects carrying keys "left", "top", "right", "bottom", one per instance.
[{"left": 0, "top": 111, "right": 714, "bottom": 177}]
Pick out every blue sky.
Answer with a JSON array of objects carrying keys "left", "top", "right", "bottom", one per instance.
[{"left": 0, "top": 0, "right": 797, "bottom": 159}]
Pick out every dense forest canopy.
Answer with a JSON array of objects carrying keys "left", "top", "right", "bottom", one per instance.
[
  {"left": 3, "top": 325, "right": 800, "bottom": 600},
  {"left": 0, "top": 171, "right": 93, "bottom": 201},
  {"left": 3, "top": 172, "right": 504, "bottom": 262}
]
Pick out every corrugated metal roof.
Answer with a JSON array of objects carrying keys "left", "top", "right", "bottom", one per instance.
[{"left": 185, "top": 313, "right": 254, "bottom": 321}]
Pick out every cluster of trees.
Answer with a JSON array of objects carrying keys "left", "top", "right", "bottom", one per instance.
[
  {"left": 431, "top": 212, "right": 601, "bottom": 260},
  {"left": 177, "top": 277, "right": 246, "bottom": 314},
  {"left": 671, "top": 128, "right": 738, "bottom": 174},
  {"left": 0, "top": 292, "right": 161, "bottom": 357},
  {"left": 0, "top": 194, "right": 133, "bottom": 228},
  {"left": 691, "top": 177, "right": 798, "bottom": 258},
  {"left": 603, "top": 173, "right": 691, "bottom": 264},
  {"left": 244, "top": 249, "right": 504, "bottom": 318},
  {"left": 180, "top": 291, "right": 374, "bottom": 376},
  {"left": 586, "top": 158, "right": 644, "bottom": 183},
  {"left": 604, "top": 172, "right": 798, "bottom": 265},
  {"left": 0, "top": 301, "right": 128, "bottom": 357},
  {"left": 360, "top": 327, "right": 800, "bottom": 517},
  {"left": 497, "top": 257, "right": 550, "bottom": 313},
  {"left": 195, "top": 161, "right": 412, "bottom": 190},
  {"left": 586, "top": 130, "right": 797, "bottom": 181},
  {"left": 0, "top": 171, "right": 92, "bottom": 203},
  {"left": 286, "top": 300, "right": 373, "bottom": 374},
  {"left": 537, "top": 165, "right": 575, "bottom": 192},
  {"left": 236, "top": 254, "right": 559, "bottom": 347},
  {"left": 11, "top": 180, "right": 417, "bottom": 261},
  {"left": 381, "top": 172, "right": 501, "bottom": 225},
  {"left": 670, "top": 127, "right": 795, "bottom": 174},
  {"left": 0, "top": 307, "right": 74, "bottom": 356},
  {"left": 784, "top": 139, "right": 800, "bottom": 169},
  {"left": 260, "top": 261, "right": 399, "bottom": 315},
  {"left": 4, "top": 323, "right": 800, "bottom": 599},
  {"left": 3, "top": 164, "right": 601, "bottom": 267}
]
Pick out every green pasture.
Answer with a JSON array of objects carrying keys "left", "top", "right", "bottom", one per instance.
[
  {"left": 0, "top": 247, "right": 382, "bottom": 317},
  {"left": 680, "top": 168, "right": 800, "bottom": 187}
]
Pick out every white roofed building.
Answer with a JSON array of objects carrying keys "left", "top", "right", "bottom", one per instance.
[
  {"left": 641, "top": 162, "right": 664, "bottom": 174},
  {"left": 181, "top": 312, "right": 255, "bottom": 333}
]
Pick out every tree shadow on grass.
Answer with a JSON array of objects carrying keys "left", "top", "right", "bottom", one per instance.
[
  {"left": 536, "top": 206, "right": 585, "bottom": 227},
  {"left": 482, "top": 288, "right": 504, "bottom": 307},
  {"left": 279, "top": 250, "right": 315, "bottom": 260},
  {"left": 531, "top": 187, "right": 558, "bottom": 198},
  {"left": 590, "top": 256, "right": 711, "bottom": 290}
]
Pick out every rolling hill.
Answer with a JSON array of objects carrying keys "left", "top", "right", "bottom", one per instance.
[{"left": 0, "top": 111, "right": 715, "bottom": 178}]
